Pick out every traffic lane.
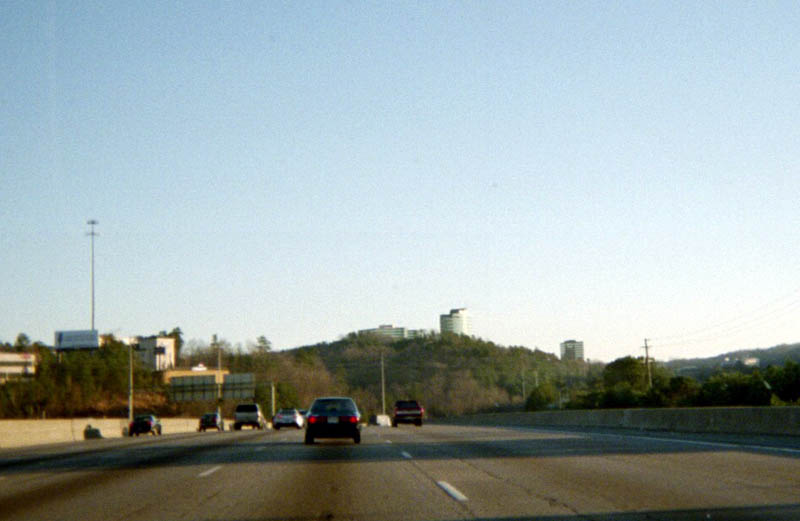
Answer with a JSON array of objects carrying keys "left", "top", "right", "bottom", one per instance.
[
  {"left": 0, "top": 427, "right": 469, "bottom": 521},
  {"left": 380, "top": 424, "right": 800, "bottom": 520},
  {"left": 0, "top": 430, "right": 267, "bottom": 520},
  {"left": 192, "top": 428, "right": 467, "bottom": 521},
  {"left": 0, "top": 429, "right": 216, "bottom": 472}
]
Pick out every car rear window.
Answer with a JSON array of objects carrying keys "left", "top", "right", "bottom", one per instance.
[
  {"left": 396, "top": 400, "right": 419, "bottom": 408},
  {"left": 310, "top": 399, "right": 356, "bottom": 414},
  {"left": 236, "top": 404, "right": 258, "bottom": 412}
]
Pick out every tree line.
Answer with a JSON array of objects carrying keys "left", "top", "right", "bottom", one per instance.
[
  {"left": 526, "top": 355, "right": 800, "bottom": 411},
  {"left": 2, "top": 331, "right": 799, "bottom": 419}
]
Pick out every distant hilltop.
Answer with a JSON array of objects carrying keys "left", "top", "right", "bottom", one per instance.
[{"left": 665, "top": 342, "right": 800, "bottom": 373}]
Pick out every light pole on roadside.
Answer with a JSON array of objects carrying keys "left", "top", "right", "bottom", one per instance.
[
  {"left": 128, "top": 342, "right": 134, "bottom": 426},
  {"left": 380, "top": 351, "right": 386, "bottom": 416},
  {"left": 86, "top": 219, "right": 99, "bottom": 331},
  {"left": 214, "top": 334, "right": 223, "bottom": 419}
]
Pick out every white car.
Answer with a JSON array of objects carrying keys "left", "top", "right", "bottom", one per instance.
[
  {"left": 272, "top": 408, "right": 304, "bottom": 429},
  {"left": 233, "top": 403, "right": 267, "bottom": 430}
]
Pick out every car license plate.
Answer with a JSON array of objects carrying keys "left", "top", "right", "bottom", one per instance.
[{"left": 328, "top": 416, "right": 339, "bottom": 424}]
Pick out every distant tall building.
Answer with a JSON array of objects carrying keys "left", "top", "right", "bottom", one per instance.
[
  {"left": 440, "top": 308, "right": 472, "bottom": 336},
  {"left": 560, "top": 340, "right": 584, "bottom": 361}
]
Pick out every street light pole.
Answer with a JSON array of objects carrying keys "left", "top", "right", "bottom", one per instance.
[
  {"left": 86, "top": 219, "right": 99, "bottom": 331},
  {"left": 380, "top": 351, "right": 386, "bottom": 416},
  {"left": 128, "top": 342, "right": 134, "bottom": 426},
  {"left": 214, "top": 334, "right": 222, "bottom": 419}
]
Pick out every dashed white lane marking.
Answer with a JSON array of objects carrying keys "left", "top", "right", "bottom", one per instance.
[
  {"left": 385, "top": 439, "right": 392, "bottom": 444},
  {"left": 198, "top": 466, "right": 222, "bottom": 478},
  {"left": 401, "top": 451, "right": 412, "bottom": 459},
  {"left": 437, "top": 481, "right": 468, "bottom": 502},
  {"left": 255, "top": 446, "right": 267, "bottom": 451}
]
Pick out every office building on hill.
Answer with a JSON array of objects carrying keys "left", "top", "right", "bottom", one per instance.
[
  {"left": 560, "top": 339, "right": 584, "bottom": 361},
  {"left": 358, "top": 324, "right": 426, "bottom": 341},
  {"left": 440, "top": 308, "right": 472, "bottom": 336}
]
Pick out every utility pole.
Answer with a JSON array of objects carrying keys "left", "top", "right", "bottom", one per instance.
[
  {"left": 128, "top": 341, "right": 134, "bottom": 427},
  {"left": 642, "top": 338, "right": 653, "bottom": 389},
  {"left": 380, "top": 351, "right": 386, "bottom": 416},
  {"left": 86, "top": 219, "right": 99, "bottom": 331},
  {"left": 270, "top": 381, "right": 276, "bottom": 418},
  {"left": 214, "top": 334, "right": 222, "bottom": 418}
]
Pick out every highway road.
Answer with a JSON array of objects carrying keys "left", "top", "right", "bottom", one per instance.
[{"left": 1, "top": 424, "right": 799, "bottom": 520}]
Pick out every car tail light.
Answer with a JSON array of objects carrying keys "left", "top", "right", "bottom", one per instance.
[
  {"left": 343, "top": 415, "right": 359, "bottom": 424},
  {"left": 308, "top": 415, "right": 320, "bottom": 424}
]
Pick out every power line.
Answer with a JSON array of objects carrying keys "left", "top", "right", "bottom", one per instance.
[{"left": 650, "top": 286, "right": 800, "bottom": 348}]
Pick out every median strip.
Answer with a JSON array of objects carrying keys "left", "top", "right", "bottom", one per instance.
[{"left": 437, "top": 481, "right": 468, "bottom": 502}]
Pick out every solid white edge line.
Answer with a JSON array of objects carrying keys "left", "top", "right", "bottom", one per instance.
[
  {"left": 437, "top": 481, "right": 468, "bottom": 502},
  {"left": 198, "top": 465, "right": 222, "bottom": 478},
  {"left": 523, "top": 427, "right": 800, "bottom": 455},
  {"left": 401, "top": 451, "right": 412, "bottom": 459},
  {"left": 587, "top": 430, "right": 800, "bottom": 455}
]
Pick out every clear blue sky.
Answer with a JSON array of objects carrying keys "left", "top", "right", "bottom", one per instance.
[{"left": 2, "top": 1, "right": 799, "bottom": 362}]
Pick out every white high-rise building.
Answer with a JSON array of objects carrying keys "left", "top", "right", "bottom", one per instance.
[
  {"left": 440, "top": 308, "right": 472, "bottom": 336},
  {"left": 560, "top": 340, "right": 584, "bottom": 361}
]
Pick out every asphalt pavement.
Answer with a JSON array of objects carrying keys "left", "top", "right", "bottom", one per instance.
[{"left": 1, "top": 424, "right": 799, "bottom": 520}]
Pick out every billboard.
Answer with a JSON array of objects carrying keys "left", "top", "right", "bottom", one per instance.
[
  {"left": 169, "top": 375, "right": 217, "bottom": 402},
  {"left": 223, "top": 373, "right": 255, "bottom": 400},
  {"left": 168, "top": 373, "right": 255, "bottom": 402},
  {"left": 54, "top": 330, "right": 99, "bottom": 350}
]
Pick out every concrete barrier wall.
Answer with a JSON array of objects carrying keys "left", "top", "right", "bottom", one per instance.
[
  {"left": 439, "top": 406, "right": 800, "bottom": 436},
  {"left": 0, "top": 417, "right": 203, "bottom": 449}
]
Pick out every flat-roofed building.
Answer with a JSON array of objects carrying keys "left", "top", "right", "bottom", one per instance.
[
  {"left": 560, "top": 340, "right": 584, "bottom": 361},
  {"left": 358, "top": 325, "right": 427, "bottom": 341},
  {"left": 119, "top": 336, "right": 176, "bottom": 371},
  {"left": 0, "top": 352, "right": 37, "bottom": 383},
  {"left": 440, "top": 308, "right": 472, "bottom": 336}
]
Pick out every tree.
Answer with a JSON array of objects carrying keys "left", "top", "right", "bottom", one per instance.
[
  {"left": 255, "top": 336, "right": 272, "bottom": 353},
  {"left": 525, "top": 382, "right": 558, "bottom": 410},
  {"left": 603, "top": 356, "right": 648, "bottom": 392},
  {"left": 697, "top": 372, "right": 772, "bottom": 406},
  {"left": 14, "top": 333, "right": 31, "bottom": 353},
  {"left": 765, "top": 361, "right": 800, "bottom": 404}
]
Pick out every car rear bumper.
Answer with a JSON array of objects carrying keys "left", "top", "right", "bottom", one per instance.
[{"left": 306, "top": 424, "right": 361, "bottom": 438}]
